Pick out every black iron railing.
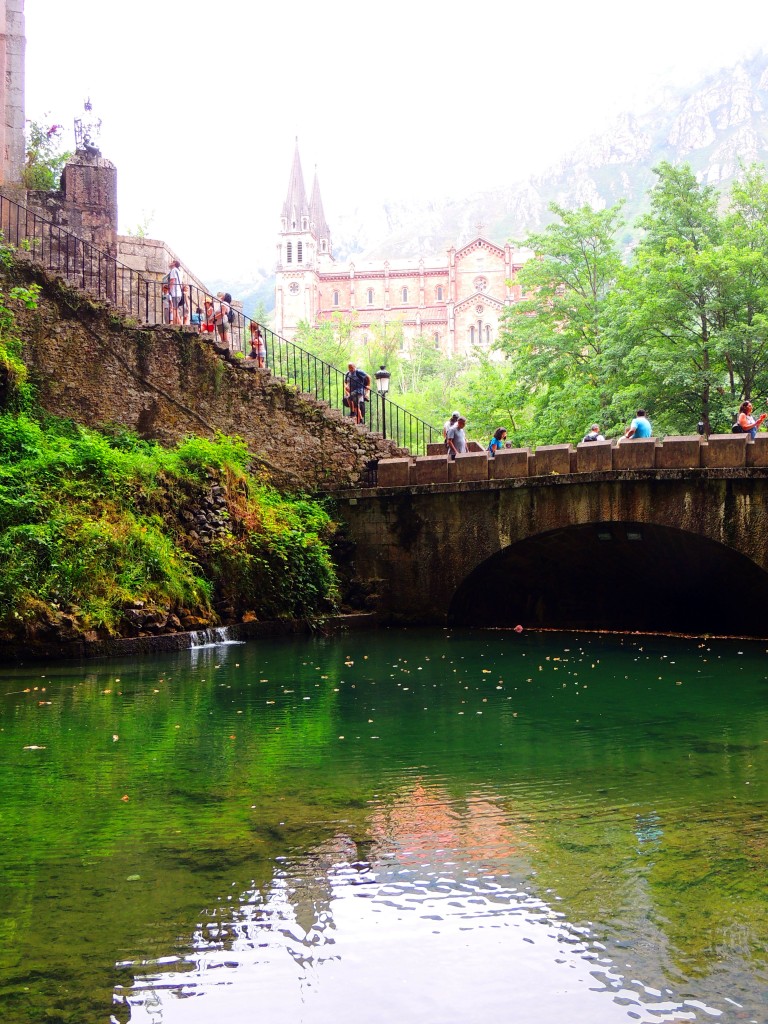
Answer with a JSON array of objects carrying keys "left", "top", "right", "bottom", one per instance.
[{"left": 0, "top": 192, "right": 438, "bottom": 455}]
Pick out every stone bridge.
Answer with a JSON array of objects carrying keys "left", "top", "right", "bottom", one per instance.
[{"left": 339, "top": 434, "right": 768, "bottom": 636}]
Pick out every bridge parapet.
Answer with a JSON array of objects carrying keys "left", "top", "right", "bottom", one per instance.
[{"left": 374, "top": 433, "right": 768, "bottom": 488}]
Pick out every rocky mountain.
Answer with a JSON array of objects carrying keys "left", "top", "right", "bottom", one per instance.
[
  {"left": 337, "top": 52, "right": 768, "bottom": 262},
  {"left": 247, "top": 53, "right": 768, "bottom": 317}
]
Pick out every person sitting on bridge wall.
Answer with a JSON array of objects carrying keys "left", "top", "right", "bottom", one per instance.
[
  {"left": 624, "top": 409, "right": 652, "bottom": 439},
  {"left": 488, "top": 427, "right": 507, "bottom": 455},
  {"left": 736, "top": 400, "right": 767, "bottom": 440},
  {"left": 582, "top": 423, "right": 605, "bottom": 442},
  {"left": 446, "top": 417, "right": 468, "bottom": 459}
]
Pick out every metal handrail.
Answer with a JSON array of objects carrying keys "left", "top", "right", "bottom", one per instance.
[{"left": 0, "top": 192, "right": 438, "bottom": 454}]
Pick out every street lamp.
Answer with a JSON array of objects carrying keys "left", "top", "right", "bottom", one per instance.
[{"left": 375, "top": 364, "right": 391, "bottom": 439}]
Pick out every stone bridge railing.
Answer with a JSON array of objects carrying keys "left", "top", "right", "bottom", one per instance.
[{"left": 375, "top": 434, "right": 767, "bottom": 487}]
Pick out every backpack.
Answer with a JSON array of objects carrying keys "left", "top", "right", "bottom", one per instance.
[
  {"left": 227, "top": 307, "right": 235, "bottom": 325},
  {"left": 731, "top": 422, "right": 745, "bottom": 433}
]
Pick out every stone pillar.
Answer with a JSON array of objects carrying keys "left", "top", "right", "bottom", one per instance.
[
  {"left": 1, "top": 0, "right": 25, "bottom": 185},
  {"left": 59, "top": 154, "right": 118, "bottom": 254}
]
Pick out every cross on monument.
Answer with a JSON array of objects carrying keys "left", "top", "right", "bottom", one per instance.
[{"left": 475, "top": 221, "right": 485, "bottom": 237}]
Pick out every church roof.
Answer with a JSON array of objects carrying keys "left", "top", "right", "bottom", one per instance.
[
  {"left": 310, "top": 170, "right": 331, "bottom": 242},
  {"left": 282, "top": 140, "right": 309, "bottom": 228},
  {"left": 455, "top": 236, "right": 506, "bottom": 259}
]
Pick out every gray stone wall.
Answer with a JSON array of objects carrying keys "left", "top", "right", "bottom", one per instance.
[
  {"left": 0, "top": 0, "right": 25, "bottom": 186},
  {"left": 116, "top": 235, "right": 210, "bottom": 294},
  {"left": 339, "top": 471, "right": 768, "bottom": 624},
  {"left": 9, "top": 258, "right": 407, "bottom": 491},
  {"left": 25, "top": 154, "right": 118, "bottom": 254}
]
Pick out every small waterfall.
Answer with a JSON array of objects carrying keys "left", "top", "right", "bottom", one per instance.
[{"left": 188, "top": 625, "right": 244, "bottom": 649}]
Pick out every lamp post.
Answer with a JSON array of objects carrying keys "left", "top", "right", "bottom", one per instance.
[{"left": 374, "top": 364, "right": 391, "bottom": 439}]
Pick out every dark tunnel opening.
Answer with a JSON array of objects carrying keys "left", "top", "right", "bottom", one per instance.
[{"left": 448, "top": 522, "right": 768, "bottom": 637}]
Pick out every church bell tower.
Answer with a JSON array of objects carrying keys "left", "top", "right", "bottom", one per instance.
[{"left": 274, "top": 141, "right": 333, "bottom": 340}]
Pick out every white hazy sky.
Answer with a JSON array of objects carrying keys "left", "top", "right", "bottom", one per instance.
[{"left": 24, "top": 0, "right": 768, "bottom": 283}]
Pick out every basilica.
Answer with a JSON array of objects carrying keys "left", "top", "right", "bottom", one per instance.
[{"left": 274, "top": 144, "right": 529, "bottom": 357}]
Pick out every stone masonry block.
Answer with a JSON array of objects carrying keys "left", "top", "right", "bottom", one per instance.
[
  {"left": 426, "top": 442, "right": 446, "bottom": 456},
  {"left": 410, "top": 455, "right": 449, "bottom": 485},
  {"left": 576, "top": 440, "right": 613, "bottom": 473},
  {"left": 490, "top": 448, "right": 529, "bottom": 479},
  {"left": 454, "top": 451, "right": 490, "bottom": 482},
  {"left": 530, "top": 444, "right": 572, "bottom": 476},
  {"left": 118, "top": 254, "right": 147, "bottom": 272},
  {"left": 701, "top": 434, "right": 748, "bottom": 468},
  {"left": 655, "top": 436, "right": 702, "bottom": 469},
  {"left": 467, "top": 440, "right": 484, "bottom": 452},
  {"left": 612, "top": 438, "right": 657, "bottom": 470},
  {"left": 747, "top": 435, "right": 768, "bottom": 467},
  {"left": 377, "top": 458, "right": 411, "bottom": 487}
]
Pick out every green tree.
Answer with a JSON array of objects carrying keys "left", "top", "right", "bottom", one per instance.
[
  {"left": 718, "top": 165, "right": 768, "bottom": 405},
  {"left": 612, "top": 163, "right": 727, "bottom": 434},
  {"left": 22, "top": 119, "right": 72, "bottom": 190},
  {"left": 295, "top": 312, "right": 357, "bottom": 369},
  {"left": 362, "top": 317, "right": 403, "bottom": 381},
  {"left": 496, "top": 201, "right": 626, "bottom": 443}
]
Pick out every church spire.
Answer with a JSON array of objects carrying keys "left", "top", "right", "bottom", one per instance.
[
  {"left": 310, "top": 167, "right": 332, "bottom": 257},
  {"left": 281, "top": 138, "right": 309, "bottom": 232}
]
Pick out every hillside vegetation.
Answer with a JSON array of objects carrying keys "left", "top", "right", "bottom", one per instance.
[{"left": 0, "top": 271, "right": 339, "bottom": 647}]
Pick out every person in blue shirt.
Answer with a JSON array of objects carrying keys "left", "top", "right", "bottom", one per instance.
[
  {"left": 488, "top": 427, "right": 507, "bottom": 455},
  {"left": 625, "top": 409, "right": 652, "bottom": 439}
]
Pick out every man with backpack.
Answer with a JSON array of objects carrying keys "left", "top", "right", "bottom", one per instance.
[{"left": 344, "top": 363, "right": 371, "bottom": 424}]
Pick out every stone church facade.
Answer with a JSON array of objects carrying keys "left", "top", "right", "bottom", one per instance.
[{"left": 274, "top": 144, "right": 528, "bottom": 357}]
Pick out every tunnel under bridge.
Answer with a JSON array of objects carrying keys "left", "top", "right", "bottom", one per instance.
[{"left": 338, "top": 470, "right": 768, "bottom": 637}]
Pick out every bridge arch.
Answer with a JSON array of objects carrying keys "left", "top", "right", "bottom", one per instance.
[
  {"left": 447, "top": 520, "right": 768, "bottom": 636},
  {"left": 339, "top": 473, "right": 768, "bottom": 636}
]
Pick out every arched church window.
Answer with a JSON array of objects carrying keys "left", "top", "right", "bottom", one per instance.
[
  {"left": 321, "top": 240, "right": 327, "bottom": 252},
  {"left": 286, "top": 241, "right": 293, "bottom": 264},
  {"left": 401, "top": 287, "right": 408, "bottom": 303},
  {"left": 297, "top": 241, "right": 303, "bottom": 263},
  {"left": 436, "top": 285, "right": 443, "bottom": 301},
  {"left": 333, "top": 290, "right": 339, "bottom": 306},
  {"left": 367, "top": 289, "right": 374, "bottom": 305},
  {"left": 434, "top": 332, "right": 440, "bottom": 346},
  {"left": 486, "top": 325, "right": 491, "bottom": 344},
  {"left": 469, "top": 326, "right": 475, "bottom": 345}
]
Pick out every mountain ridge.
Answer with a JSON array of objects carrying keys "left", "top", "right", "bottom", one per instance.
[{"left": 234, "top": 52, "right": 768, "bottom": 317}]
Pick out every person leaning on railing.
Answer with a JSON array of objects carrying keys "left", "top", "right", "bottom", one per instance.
[{"left": 736, "top": 400, "right": 767, "bottom": 440}]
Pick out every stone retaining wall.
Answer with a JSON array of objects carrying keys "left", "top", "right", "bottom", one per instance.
[
  {"left": 7, "top": 259, "right": 406, "bottom": 491},
  {"left": 378, "top": 434, "right": 762, "bottom": 487}
]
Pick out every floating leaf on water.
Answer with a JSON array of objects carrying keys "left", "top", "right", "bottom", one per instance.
[
  {"left": 126, "top": 874, "right": 141, "bottom": 882},
  {"left": 121, "top": 795, "right": 130, "bottom": 802}
]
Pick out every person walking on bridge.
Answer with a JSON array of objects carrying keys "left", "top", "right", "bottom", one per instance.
[{"left": 446, "top": 417, "right": 467, "bottom": 459}]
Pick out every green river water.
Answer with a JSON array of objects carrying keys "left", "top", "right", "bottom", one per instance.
[{"left": 0, "top": 628, "right": 766, "bottom": 1024}]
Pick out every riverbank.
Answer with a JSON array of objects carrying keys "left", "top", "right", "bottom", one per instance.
[{"left": 0, "top": 611, "right": 378, "bottom": 662}]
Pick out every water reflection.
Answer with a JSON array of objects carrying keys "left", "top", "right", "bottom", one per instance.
[
  {"left": 1, "top": 629, "right": 766, "bottom": 1024},
  {"left": 121, "top": 796, "right": 726, "bottom": 1024}
]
